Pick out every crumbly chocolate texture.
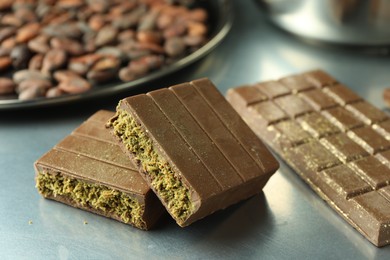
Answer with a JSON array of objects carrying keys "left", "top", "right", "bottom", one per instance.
[
  {"left": 227, "top": 69, "right": 390, "bottom": 247},
  {"left": 107, "top": 78, "right": 279, "bottom": 227},
  {"left": 34, "top": 110, "right": 165, "bottom": 230}
]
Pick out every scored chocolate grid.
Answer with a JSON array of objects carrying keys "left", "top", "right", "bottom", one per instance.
[
  {"left": 238, "top": 71, "right": 390, "bottom": 199},
  {"left": 228, "top": 71, "right": 390, "bottom": 246}
]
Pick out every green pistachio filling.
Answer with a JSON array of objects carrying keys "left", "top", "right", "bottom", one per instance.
[
  {"left": 109, "top": 109, "right": 193, "bottom": 222},
  {"left": 36, "top": 172, "right": 146, "bottom": 229}
]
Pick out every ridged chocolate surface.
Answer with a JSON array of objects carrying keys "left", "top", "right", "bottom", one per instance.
[
  {"left": 110, "top": 78, "right": 279, "bottom": 227},
  {"left": 34, "top": 110, "right": 164, "bottom": 230},
  {"left": 227, "top": 70, "right": 390, "bottom": 247}
]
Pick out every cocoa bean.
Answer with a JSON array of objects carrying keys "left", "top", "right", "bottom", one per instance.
[
  {"left": 0, "top": 27, "right": 17, "bottom": 43},
  {"left": 58, "top": 74, "right": 91, "bottom": 94},
  {"left": 16, "top": 23, "right": 40, "bottom": 43},
  {"left": 187, "top": 21, "right": 207, "bottom": 37},
  {"left": 87, "top": 69, "right": 116, "bottom": 83},
  {"left": 157, "top": 13, "right": 174, "bottom": 29},
  {"left": 96, "top": 47, "right": 124, "bottom": 60},
  {"left": 112, "top": 6, "right": 147, "bottom": 30},
  {"left": 124, "top": 49, "right": 151, "bottom": 61},
  {"left": 46, "top": 86, "right": 64, "bottom": 98},
  {"left": 69, "top": 53, "right": 102, "bottom": 68},
  {"left": 57, "top": 0, "right": 85, "bottom": 9},
  {"left": 27, "top": 35, "right": 50, "bottom": 54},
  {"left": 88, "top": 14, "right": 106, "bottom": 31},
  {"left": 87, "top": 0, "right": 110, "bottom": 13},
  {"left": 95, "top": 25, "right": 118, "bottom": 47},
  {"left": 68, "top": 62, "right": 88, "bottom": 75},
  {"left": 85, "top": 54, "right": 119, "bottom": 83},
  {"left": 75, "top": 5, "right": 94, "bottom": 21},
  {"left": 53, "top": 70, "right": 80, "bottom": 82},
  {"left": 119, "top": 62, "right": 148, "bottom": 82},
  {"left": 138, "top": 11, "right": 158, "bottom": 31},
  {"left": 137, "top": 42, "right": 165, "bottom": 54},
  {"left": 14, "top": 7, "right": 38, "bottom": 23},
  {"left": 90, "top": 56, "right": 120, "bottom": 72},
  {"left": 41, "top": 49, "right": 67, "bottom": 74},
  {"left": 50, "top": 37, "right": 84, "bottom": 56},
  {"left": 108, "top": 1, "right": 137, "bottom": 16},
  {"left": 189, "top": 8, "right": 208, "bottom": 22},
  {"left": 0, "top": 78, "right": 16, "bottom": 94},
  {"left": 35, "top": 3, "right": 51, "bottom": 19},
  {"left": 0, "top": 48, "right": 11, "bottom": 57},
  {"left": 1, "top": 14, "right": 24, "bottom": 27},
  {"left": 1, "top": 37, "right": 16, "bottom": 49},
  {"left": 10, "top": 44, "right": 32, "bottom": 69},
  {"left": 118, "top": 30, "right": 135, "bottom": 42},
  {"left": 164, "top": 37, "right": 186, "bottom": 57},
  {"left": 13, "top": 69, "right": 49, "bottom": 84},
  {"left": 17, "top": 78, "right": 52, "bottom": 94},
  {"left": 163, "top": 22, "right": 186, "bottom": 38},
  {"left": 138, "top": 55, "right": 164, "bottom": 70},
  {"left": 183, "top": 35, "right": 205, "bottom": 47},
  {"left": 18, "top": 85, "right": 46, "bottom": 100},
  {"left": 43, "top": 23, "right": 82, "bottom": 39},
  {"left": 137, "top": 30, "right": 162, "bottom": 45},
  {"left": 28, "top": 54, "right": 44, "bottom": 70}
]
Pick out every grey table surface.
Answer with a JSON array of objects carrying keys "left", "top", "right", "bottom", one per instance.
[{"left": 1, "top": 1, "right": 390, "bottom": 259}]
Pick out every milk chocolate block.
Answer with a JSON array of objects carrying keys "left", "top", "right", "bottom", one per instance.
[
  {"left": 35, "top": 110, "right": 164, "bottom": 230},
  {"left": 107, "top": 78, "right": 279, "bottom": 227},
  {"left": 227, "top": 70, "right": 390, "bottom": 247}
]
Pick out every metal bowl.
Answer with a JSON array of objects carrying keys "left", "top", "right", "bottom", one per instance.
[
  {"left": 258, "top": 0, "right": 390, "bottom": 46},
  {"left": 0, "top": 0, "right": 233, "bottom": 110}
]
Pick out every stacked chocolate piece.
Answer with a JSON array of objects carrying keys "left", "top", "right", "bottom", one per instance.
[
  {"left": 35, "top": 79, "right": 279, "bottom": 229},
  {"left": 227, "top": 70, "right": 390, "bottom": 247},
  {"left": 35, "top": 110, "right": 165, "bottom": 230}
]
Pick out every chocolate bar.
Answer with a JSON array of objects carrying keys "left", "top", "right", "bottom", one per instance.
[
  {"left": 34, "top": 110, "right": 165, "bottom": 230},
  {"left": 227, "top": 70, "right": 390, "bottom": 247},
  {"left": 107, "top": 78, "right": 279, "bottom": 227}
]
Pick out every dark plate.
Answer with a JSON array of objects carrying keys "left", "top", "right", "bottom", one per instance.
[{"left": 0, "top": 0, "right": 233, "bottom": 110}]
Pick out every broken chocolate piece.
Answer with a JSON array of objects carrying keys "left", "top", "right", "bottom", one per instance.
[
  {"left": 34, "top": 110, "right": 165, "bottom": 230},
  {"left": 108, "top": 78, "right": 279, "bottom": 227},
  {"left": 227, "top": 70, "right": 390, "bottom": 247}
]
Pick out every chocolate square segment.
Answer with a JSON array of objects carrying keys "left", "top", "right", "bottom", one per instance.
[
  {"left": 320, "top": 133, "right": 369, "bottom": 163},
  {"left": 350, "top": 191, "right": 390, "bottom": 246},
  {"left": 320, "top": 164, "right": 372, "bottom": 199},
  {"left": 346, "top": 101, "right": 389, "bottom": 125},
  {"left": 279, "top": 74, "right": 314, "bottom": 93},
  {"left": 297, "top": 112, "right": 340, "bottom": 138},
  {"left": 373, "top": 120, "right": 390, "bottom": 140},
  {"left": 274, "top": 95, "right": 313, "bottom": 118},
  {"left": 324, "top": 84, "right": 362, "bottom": 105},
  {"left": 322, "top": 106, "right": 364, "bottom": 132},
  {"left": 289, "top": 141, "right": 341, "bottom": 172},
  {"left": 254, "top": 80, "right": 291, "bottom": 99},
  {"left": 303, "top": 70, "right": 338, "bottom": 88},
  {"left": 379, "top": 186, "right": 390, "bottom": 201},
  {"left": 250, "top": 101, "right": 288, "bottom": 125},
  {"left": 299, "top": 89, "right": 338, "bottom": 111},
  {"left": 273, "top": 120, "right": 312, "bottom": 146},
  {"left": 226, "top": 85, "right": 267, "bottom": 107},
  {"left": 376, "top": 150, "right": 390, "bottom": 166},
  {"left": 348, "top": 126, "right": 390, "bottom": 154},
  {"left": 108, "top": 79, "right": 279, "bottom": 227},
  {"left": 350, "top": 156, "right": 390, "bottom": 189},
  {"left": 34, "top": 110, "right": 165, "bottom": 230}
]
